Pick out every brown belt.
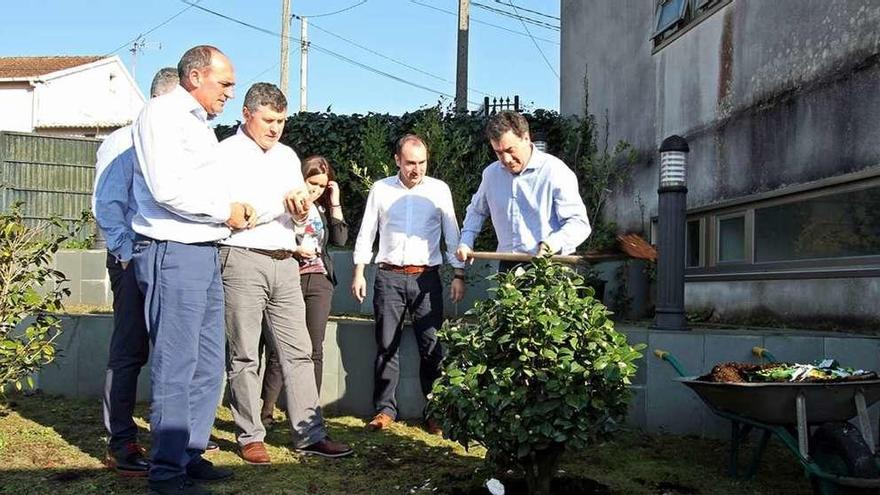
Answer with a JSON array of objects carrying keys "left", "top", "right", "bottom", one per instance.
[
  {"left": 242, "top": 247, "right": 297, "bottom": 260},
  {"left": 378, "top": 263, "right": 438, "bottom": 275}
]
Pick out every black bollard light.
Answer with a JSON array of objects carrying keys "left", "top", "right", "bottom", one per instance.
[{"left": 653, "top": 135, "right": 689, "bottom": 331}]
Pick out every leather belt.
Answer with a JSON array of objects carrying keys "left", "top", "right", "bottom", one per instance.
[
  {"left": 378, "top": 263, "right": 438, "bottom": 275},
  {"left": 241, "top": 247, "right": 297, "bottom": 260}
]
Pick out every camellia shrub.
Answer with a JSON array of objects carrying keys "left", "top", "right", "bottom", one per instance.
[
  {"left": 427, "top": 257, "right": 644, "bottom": 495},
  {"left": 0, "top": 204, "right": 83, "bottom": 393}
]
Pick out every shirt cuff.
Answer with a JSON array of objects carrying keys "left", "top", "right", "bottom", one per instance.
[{"left": 352, "top": 251, "right": 374, "bottom": 265}]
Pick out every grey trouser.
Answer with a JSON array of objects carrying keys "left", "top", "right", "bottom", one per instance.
[
  {"left": 262, "top": 272, "right": 334, "bottom": 417},
  {"left": 220, "top": 246, "right": 326, "bottom": 448}
]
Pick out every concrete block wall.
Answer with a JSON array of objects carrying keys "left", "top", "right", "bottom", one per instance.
[
  {"left": 53, "top": 249, "right": 625, "bottom": 315},
  {"left": 33, "top": 315, "right": 880, "bottom": 440}
]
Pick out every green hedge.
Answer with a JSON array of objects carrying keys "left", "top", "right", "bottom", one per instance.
[{"left": 215, "top": 104, "right": 635, "bottom": 252}]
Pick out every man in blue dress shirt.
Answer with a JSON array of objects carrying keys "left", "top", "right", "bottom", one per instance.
[
  {"left": 456, "top": 111, "right": 591, "bottom": 272},
  {"left": 93, "top": 67, "right": 178, "bottom": 477}
]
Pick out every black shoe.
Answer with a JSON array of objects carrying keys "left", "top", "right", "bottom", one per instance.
[
  {"left": 105, "top": 442, "right": 150, "bottom": 477},
  {"left": 204, "top": 440, "right": 220, "bottom": 454},
  {"left": 186, "top": 458, "right": 233, "bottom": 482},
  {"left": 296, "top": 437, "right": 354, "bottom": 458},
  {"left": 148, "top": 475, "right": 213, "bottom": 495}
]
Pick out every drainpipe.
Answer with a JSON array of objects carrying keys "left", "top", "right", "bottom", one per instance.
[{"left": 653, "top": 135, "right": 689, "bottom": 331}]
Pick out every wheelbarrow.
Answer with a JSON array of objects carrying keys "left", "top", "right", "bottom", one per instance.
[{"left": 654, "top": 347, "right": 880, "bottom": 494}]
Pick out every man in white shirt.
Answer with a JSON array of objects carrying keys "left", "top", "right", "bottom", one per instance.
[
  {"left": 218, "top": 82, "right": 353, "bottom": 464},
  {"left": 92, "top": 67, "right": 178, "bottom": 478},
  {"left": 351, "top": 135, "right": 466, "bottom": 434},
  {"left": 130, "top": 45, "right": 254, "bottom": 495}
]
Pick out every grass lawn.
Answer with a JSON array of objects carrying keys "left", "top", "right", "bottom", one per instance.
[{"left": 0, "top": 393, "right": 810, "bottom": 495}]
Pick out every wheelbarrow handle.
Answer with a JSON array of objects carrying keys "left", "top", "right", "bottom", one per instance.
[{"left": 653, "top": 349, "right": 691, "bottom": 378}]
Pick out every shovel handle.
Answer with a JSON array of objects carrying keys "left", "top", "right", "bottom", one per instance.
[{"left": 470, "top": 251, "right": 585, "bottom": 265}]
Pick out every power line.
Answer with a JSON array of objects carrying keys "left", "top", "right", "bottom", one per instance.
[
  {"left": 104, "top": 1, "right": 201, "bottom": 57},
  {"left": 297, "top": 0, "right": 368, "bottom": 18},
  {"left": 491, "top": 0, "right": 558, "bottom": 21},
  {"left": 506, "top": 0, "right": 558, "bottom": 78},
  {"left": 408, "top": 0, "right": 558, "bottom": 45},
  {"left": 181, "top": 1, "right": 480, "bottom": 106},
  {"left": 471, "top": 1, "right": 559, "bottom": 31},
  {"left": 302, "top": 16, "right": 491, "bottom": 97}
]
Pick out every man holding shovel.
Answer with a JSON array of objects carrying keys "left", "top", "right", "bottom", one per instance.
[{"left": 456, "top": 111, "right": 591, "bottom": 271}]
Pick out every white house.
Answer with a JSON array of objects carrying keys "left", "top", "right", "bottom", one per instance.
[{"left": 0, "top": 55, "right": 145, "bottom": 138}]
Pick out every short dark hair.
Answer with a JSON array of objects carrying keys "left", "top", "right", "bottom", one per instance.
[
  {"left": 394, "top": 134, "right": 427, "bottom": 156},
  {"left": 149, "top": 67, "right": 179, "bottom": 98},
  {"left": 243, "top": 82, "right": 287, "bottom": 113},
  {"left": 486, "top": 110, "right": 530, "bottom": 141},
  {"left": 177, "top": 45, "right": 222, "bottom": 82}
]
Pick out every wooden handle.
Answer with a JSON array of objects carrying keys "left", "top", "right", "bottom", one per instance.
[{"left": 470, "top": 252, "right": 586, "bottom": 265}]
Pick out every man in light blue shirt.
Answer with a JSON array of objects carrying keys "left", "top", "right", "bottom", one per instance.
[
  {"left": 92, "top": 67, "right": 178, "bottom": 478},
  {"left": 456, "top": 111, "right": 591, "bottom": 272}
]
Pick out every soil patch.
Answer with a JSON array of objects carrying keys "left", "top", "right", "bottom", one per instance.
[{"left": 441, "top": 475, "right": 610, "bottom": 495}]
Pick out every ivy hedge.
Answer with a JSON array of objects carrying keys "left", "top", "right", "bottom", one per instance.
[{"left": 215, "top": 103, "right": 635, "bottom": 252}]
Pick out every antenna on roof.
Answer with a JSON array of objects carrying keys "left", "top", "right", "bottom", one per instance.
[{"left": 129, "top": 36, "right": 162, "bottom": 81}]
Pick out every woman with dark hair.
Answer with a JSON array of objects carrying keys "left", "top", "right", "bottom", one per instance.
[{"left": 261, "top": 155, "right": 348, "bottom": 423}]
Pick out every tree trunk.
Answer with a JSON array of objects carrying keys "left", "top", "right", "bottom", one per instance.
[{"left": 522, "top": 443, "right": 564, "bottom": 495}]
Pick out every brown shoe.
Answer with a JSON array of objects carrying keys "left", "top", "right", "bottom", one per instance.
[
  {"left": 366, "top": 413, "right": 394, "bottom": 431},
  {"left": 297, "top": 438, "right": 353, "bottom": 458},
  {"left": 425, "top": 418, "right": 443, "bottom": 436},
  {"left": 240, "top": 441, "right": 271, "bottom": 465}
]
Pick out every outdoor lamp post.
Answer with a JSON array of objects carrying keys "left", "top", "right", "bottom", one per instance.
[
  {"left": 532, "top": 131, "right": 547, "bottom": 153},
  {"left": 653, "top": 135, "right": 689, "bottom": 331}
]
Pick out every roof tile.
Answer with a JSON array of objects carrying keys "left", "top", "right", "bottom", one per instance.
[{"left": 0, "top": 56, "right": 106, "bottom": 79}]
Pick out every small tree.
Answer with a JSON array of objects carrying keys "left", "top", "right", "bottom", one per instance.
[
  {"left": 0, "top": 204, "right": 84, "bottom": 393},
  {"left": 428, "top": 258, "right": 643, "bottom": 495}
]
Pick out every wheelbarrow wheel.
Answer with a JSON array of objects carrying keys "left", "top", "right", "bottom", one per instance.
[{"left": 809, "top": 422, "right": 879, "bottom": 495}]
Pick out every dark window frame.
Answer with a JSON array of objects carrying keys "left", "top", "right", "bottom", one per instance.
[
  {"left": 681, "top": 169, "right": 880, "bottom": 281},
  {"left": 652, "top": 0, "right": 733, "bottom": 53}
]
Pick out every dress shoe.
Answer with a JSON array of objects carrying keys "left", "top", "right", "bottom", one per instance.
[
  {"left": 240, "top": 441, "right": 271, "bottom": 465},
  {"left": 186, "top": 458, "right": 233, "bottom": 482},
  {"left": 105, "top": 442, "right": 149, "bottom": 477},
  {"left": 366, "top": 412, "right": 394, "bottom": 431},
  {"left": 204, "top": 440, "right": 220, "bottom": 454},
  {"left": 296, "top": 437, "right": 354, "bottom": 458},
  {"left": 148, "top": 475, "right": 212, "bottom": 495},
  {"left": 424, "top": 418, "right": 443, "bottom": 436}
]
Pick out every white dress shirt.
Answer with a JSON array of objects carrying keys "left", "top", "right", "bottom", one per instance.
[
  {"left": 92, "top": 125, "right": 137, "bottom": 261},
  {"left": 219, "top": 128, "right": 303, "bottom": 251},
  {"left": 131, "top": 85, "right": 231, "bottom": 243},
  {"left": 353, "top": 175, "right": 465, "bottom": 269}
]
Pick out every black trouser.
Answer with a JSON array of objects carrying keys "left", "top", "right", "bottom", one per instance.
[
  {"left": 261, "top": 272, "right": 334, "bottom": 417},
  {"left": 372, "top": 268, "right": 444, "bottom": 419},
  {"left": 102, "top": 252, "right": 149, "bottom": 451}
]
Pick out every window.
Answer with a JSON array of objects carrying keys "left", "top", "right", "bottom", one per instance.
[
  {"left": 754, "top": 185, "right": 880, "bottom": 262},
  {"left": 686, "top": 219, "right": 702, "bottom": 267},
  {"left": 682, "top": 169, "right": 880, "bottom": 280},
  {"left": 652, "top": 0, "right": 731, "bottom": 50},
  {"left": 654, "top": 0, "right": 688, "bottom": 37},
  {"left": 717, "top": 215, "right": 745, "bottom": 263}
]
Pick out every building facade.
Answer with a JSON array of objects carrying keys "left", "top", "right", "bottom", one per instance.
[
  {"left": 0, "top": 55, "right": 144, "bottom": 138},
  {"left": 561, "top": 0, "right": 880, "bottom": 329}
]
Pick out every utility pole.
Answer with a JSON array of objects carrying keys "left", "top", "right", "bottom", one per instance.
[
  {"left": 280, "top": 0, "right": 292, "bottom": 97},
  {"left": 300, "top": 16, "right": 309, "bottom": 112},
  {"left": 129, "top": 37, "right": 161, "bottom": 83},
  {"left": 455, "top": 0, "right": 470, "bottom": 112}
]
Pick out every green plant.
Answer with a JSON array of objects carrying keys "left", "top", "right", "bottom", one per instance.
[
  {"left": 0, "top": 204, "right": 86, "bottom": 393},
  {"left": 428, "top": 257, "right": 644, "bottom": 495}
]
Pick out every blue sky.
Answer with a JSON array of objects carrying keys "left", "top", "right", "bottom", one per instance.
[{"left": 2, "top": 0, "right": 560, "bottom": 124}]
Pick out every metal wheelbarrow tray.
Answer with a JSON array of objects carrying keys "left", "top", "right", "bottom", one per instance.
[{"left": 656, "top": 350, "right": 880, "bottom": 493}]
